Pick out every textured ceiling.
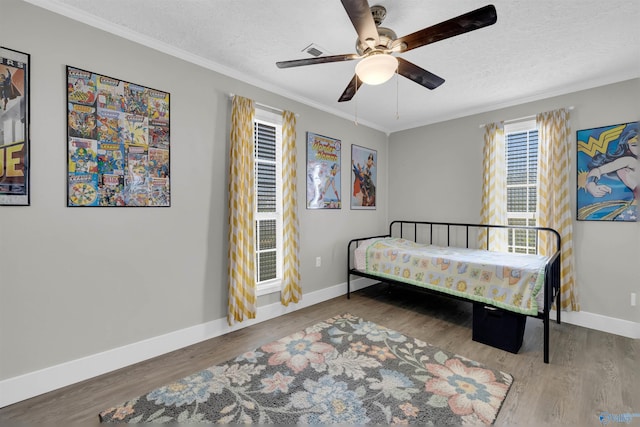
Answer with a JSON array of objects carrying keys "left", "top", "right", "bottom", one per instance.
[{"left": 26, "top": 0, "right": 640, "bottom": 133}]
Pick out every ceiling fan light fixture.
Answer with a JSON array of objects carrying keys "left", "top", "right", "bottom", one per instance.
[{"left": 355, "top": 54, "right": 398, "bottom": 85}]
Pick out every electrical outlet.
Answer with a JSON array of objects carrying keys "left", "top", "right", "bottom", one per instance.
[
  {"left": 631, "top": 293, "right": 637, "bottom": 307},
  {"left": 315, "top": 257, "right": 321, "bottom": 267}
]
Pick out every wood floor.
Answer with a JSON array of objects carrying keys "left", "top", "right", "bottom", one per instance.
[{"left": 1, "top": 283, "right": 639, "bottom": 426}]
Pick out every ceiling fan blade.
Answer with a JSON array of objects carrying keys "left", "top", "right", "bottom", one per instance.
[
  {"left": 340, "top": 0, "right": 380, "bottom": 47},
  {"left": 276, "top": 54, "right": 359, "bottom": 68},
  {"left": 338, "top": 74, "right": 363, "bottom": 102},
  {"left": 394, "top": 4, "right": 497, "bottom": 53},
  {"left": 397, "top": 58, "right": 445, "bottom": 90}
]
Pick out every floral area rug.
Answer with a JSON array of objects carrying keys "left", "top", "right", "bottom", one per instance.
[{"left": 99, "top": 314, "right": 513, "bottom": 424}]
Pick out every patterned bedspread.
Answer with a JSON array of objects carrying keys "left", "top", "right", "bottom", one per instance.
[{"left": 363, "top": 237, "right": 548, "bottom": 315}]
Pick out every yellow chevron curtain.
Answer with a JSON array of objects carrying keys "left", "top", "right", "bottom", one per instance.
[
  {"left": 227, "top": 96, "right": 257, "bottom": 325},
  {"left": 281, "top": 111, "right": 302, "bottom": 306},
  {"left": 537, "top": 108, "right": 579, "bottom": 311},
  {"left": 479, "top": 122, "right": 507, "bottom": 251}
]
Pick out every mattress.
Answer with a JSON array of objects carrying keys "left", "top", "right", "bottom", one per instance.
[{"left": 354, "top": 237, "right": 548, "bottom": 314}]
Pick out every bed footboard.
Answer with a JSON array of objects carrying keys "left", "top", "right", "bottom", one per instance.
[
  {"left": 347, "top": 234, "right": 389, "bottom": 299},
  {"left": 347, "top": 220, "right": 562, "bottom": 363}
]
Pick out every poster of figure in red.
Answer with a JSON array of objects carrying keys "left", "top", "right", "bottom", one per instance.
[
  {"left": 351, "top": 144, "right": 377, "bottom": 209},
  {"left": 67, "top": 66, "right": 170, "bottom": 207},
  {"left": 0, "top": 47, "right": 29, "bottom": 206}
]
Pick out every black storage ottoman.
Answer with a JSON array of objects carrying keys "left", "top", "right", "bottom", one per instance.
[{"left": 472, "top": 303, "right": 526, "bottom": 353}]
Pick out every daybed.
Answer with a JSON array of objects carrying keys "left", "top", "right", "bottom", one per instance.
[{"left": 347, "top": 220, "right": 562, "bottom": 363}]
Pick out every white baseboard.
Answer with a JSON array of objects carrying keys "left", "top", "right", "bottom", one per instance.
[
  {"left": 0, "top": 277, "right": 375, "bottom": 408},
  {"left": 551, "top": 309, "right": 640, "bottom": 339},
  {"left": 2, "top": 277, "right": 637, "bottom": 408}
]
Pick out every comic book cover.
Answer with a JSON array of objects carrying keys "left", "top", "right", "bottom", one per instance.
[
  {"left": 98, "top": 142, "right": 125, "bottom": 176},
  {"left": 124, "top": 189, "right": 148, "bottom": 206},
  {"left": 122, "top": 113, "right": 148, "bottom": 147},
  {"left": 148, "top": 147, "right": 169, "bottom": 178},
  {"left": 0, "top": 50, "right": 28, "bottom": 203},
  {"left": 124, "top": 147, "right": 149, "bottom": 206},
  {"left": 96, "top": 109, "right": 122, "bottom": 144},
  {"left": 123, "top": 186, "right": 149, "bottom": 206},
  {"left": 68, "top": 103, "right": 97, "bottom": 139},
  {"left": 149, "top": 120, "right": 170, "bottom": 148},
  {"left": 148, "top": 89, "right": 169, "bottom": 123},
  {"left": 97, "top": 74, "right": 124, "bottom": 112},
  {"left": 68, "top": 173, "right": 99, "bottom": 206},
  {"left": 125, "top": 147, "right": 147, "bottom": 184},
  {"left": 149, "top": 177, "right": 170, "bottom": 206},
  {"left": 123, "top": 82, "right": 147, "bottom": 115},
  {"left": 99, "top": 174, "right": 125, "bottom": 206},
  {"left": 69, "top": 137, "right": 98, "bottom": 174},
  {"left": 67, "top": 67, "right": 96, "bottom": 105}
]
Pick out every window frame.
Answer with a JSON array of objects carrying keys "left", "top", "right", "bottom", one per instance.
[
  {"left": 253, "top": 108, "right": 283, "bottom": 296},
  {"left": 504, "top": 119, "right": 539, "bottom": 254}
]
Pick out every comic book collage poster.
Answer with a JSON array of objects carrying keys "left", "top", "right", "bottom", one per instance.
[
  {"left": 306, "top": 132, "right": 341, "bottom": 209},
  {"left": 67, "top": 66, "right": 170, "bottom": 207},
  {"left": 0, "top": 47, "right": 29, "bottom": 206}
]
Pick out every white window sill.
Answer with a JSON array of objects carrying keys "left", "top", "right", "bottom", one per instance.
[{"left": 256, "top": 280, "right": 281, "bottom": 296}]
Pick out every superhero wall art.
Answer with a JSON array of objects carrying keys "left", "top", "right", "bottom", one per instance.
[
  {"left": 0, "top": 47, "right": 29, "bottom": 206},
  {"left": 67, "top": 66, "right": 170, "bottom": 207},
  {"left": 577, "top": 122, "right": 638, "bottom": 221}
]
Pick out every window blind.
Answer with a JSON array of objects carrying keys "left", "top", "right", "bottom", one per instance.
[
  {"left": 505, "top": 127, "right": 538, "bottom": 253},
  {"left": 254, "top": 120, "right": 279, "bottom": 283}
]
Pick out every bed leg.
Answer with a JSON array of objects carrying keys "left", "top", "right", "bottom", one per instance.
[
  {"left": 544, "top": 314, "right": 550, "bottom": 364},
  {"left": 556, "top": 288, "right": 561, "bottom": 324},
  {"left": 347, "top": 274, "right": 351, "bottom": 299}
]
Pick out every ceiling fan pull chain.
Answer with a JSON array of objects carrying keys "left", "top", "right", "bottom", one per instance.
[
  {"left": 396, "top": 65, "right": 400, "bottom": 120},
  {"left": 354, "top": 80, "right": 359, "bottom": 126}
]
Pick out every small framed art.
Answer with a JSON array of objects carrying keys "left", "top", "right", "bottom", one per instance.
[{"left": 351, "top": 144, "right": 377, "bottom": 210}]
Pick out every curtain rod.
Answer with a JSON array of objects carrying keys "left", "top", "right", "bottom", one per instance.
[
  {"left": 228, "top": 93, "right": 299, "bottom": 117},
  {"left": 478, "top": 106, "right": 574, "bottom": 128}
]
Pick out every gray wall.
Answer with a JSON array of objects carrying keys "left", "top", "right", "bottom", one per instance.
[
  {"left": 0, "top": 0, "right": 388, "bottom": 380},
  {"left": 389, "top": 79, "right": 640, "bottom": 323},
  {"left": 2, "top": 0, "right": 638, "bottom": 389}
]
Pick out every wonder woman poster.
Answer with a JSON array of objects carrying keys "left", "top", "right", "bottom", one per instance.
[
  {"left": 306, "top": 132, "right": 341, "bottom": 209},
  {"left": 577, "top": 122, "right": 638, "bottom": 221}
]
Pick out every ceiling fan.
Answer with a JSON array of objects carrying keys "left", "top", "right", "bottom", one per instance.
[{"left": 276, "top": 0, "right": 497, "bottom": 102}]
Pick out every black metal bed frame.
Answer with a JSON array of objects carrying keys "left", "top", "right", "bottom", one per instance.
[{"left": 347, "top": 220, "right": 562, "bottom": 363}]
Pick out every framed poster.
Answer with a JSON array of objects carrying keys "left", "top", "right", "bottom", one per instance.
[
  {"left": 0, "top": 47, "right": 29, "bottom": 206},
  {"left": 351, "top": 144, "right": 377, "bottom": 209},
  {"left": 67, "top": 66, "right": 170, "bottom": 207},
  {"left": 306, "top": 132, "right": 341, "bottom": 209},
  {"left": 577, "top": 121, "right": 638, "bottom": 221}
]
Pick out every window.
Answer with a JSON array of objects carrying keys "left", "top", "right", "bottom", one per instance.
[
  {"left": 253, "top": 108, "right": 283, "bottom": 295},
  {"left": 505, "top": 119, "right": 538, "bottom": 254}
]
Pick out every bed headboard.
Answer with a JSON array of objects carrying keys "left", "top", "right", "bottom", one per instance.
[{"left": 389, "top": 220, "right": 561, "bottom": 256}]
